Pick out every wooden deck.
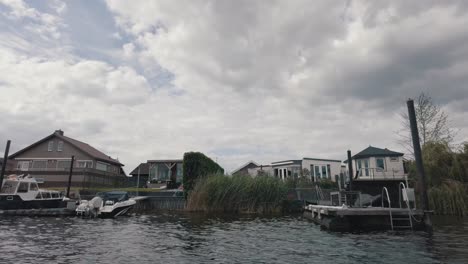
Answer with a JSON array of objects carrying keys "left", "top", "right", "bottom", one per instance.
[{"left": 306, "top": 205, "right": 424, "bottom": 216}]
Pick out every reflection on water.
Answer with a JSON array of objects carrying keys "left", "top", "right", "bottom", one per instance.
[{"left": 0, "top": 213, "right": 466, "bottom": 264}]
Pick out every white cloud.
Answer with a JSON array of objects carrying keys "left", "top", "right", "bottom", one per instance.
[{"left": 0, "top": 0, "right": 467, "bottom": 174}]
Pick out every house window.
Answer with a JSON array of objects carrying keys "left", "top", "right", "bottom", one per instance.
[
  {"left": 57, "top": 160, "right": 71, "bottom": 169},
  {"left": 321, "top": 165, "right": 327, "bottom": 179},
  {"left": 327, "top": 165, "right": 331, "bottom": 180},
  {"left": 390, "top": 157, "right": 399, "bottom": 162},
  {"left": 376, "top": 158, "right": 385, "bottom": 171},
  {"left": 77, "top": 161, "right": 93, "bottom": 168},
  {"left": 314, "top": 166, "right": 321, "bottom": 179},
  {"left": 32, "top": 160, "right": 47, "bottom": 169},
  {"left": 17, "top": 161, "right": 30, "bottom": 171},
  {"left": 57, "top": 141, "right": 63, "bottom": 152},
  {"left": 48, "top": 141, "right": 54, "bottom": 152},
  {"left": 96, "top": 162, "right": 109, "bottom": 171}
]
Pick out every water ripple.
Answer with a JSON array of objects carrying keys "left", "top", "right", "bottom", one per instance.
[{"left": 0, "top": 214, "right": 466, "bottom": 264}]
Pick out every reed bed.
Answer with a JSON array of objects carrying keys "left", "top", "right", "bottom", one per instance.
[
  {"left": 428, "top": 180, "right": 468, "bottom": 216},
  {"left": 186, "top": 174, "right": 288, "bottom": 214}
]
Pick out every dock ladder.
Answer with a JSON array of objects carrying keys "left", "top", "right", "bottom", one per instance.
[
  {"left": 395, "top": 182, "right": 414, "bottom": 230},
  {"left": 382, "top": 185, "right": 414, "bottom": 231}
]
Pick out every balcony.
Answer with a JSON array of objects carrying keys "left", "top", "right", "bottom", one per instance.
[
  {"left": 354, "top": 168, "right": 407, "bottom": 181},
  {"left": 8, "top": 167, "right": 123, "bottom": 177}
]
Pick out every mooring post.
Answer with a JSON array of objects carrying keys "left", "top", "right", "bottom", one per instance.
[
  {"left": 0, "top": 140, "right": 11, "bottom": 189},
  {"left": 347, "top": 150, "right": 353, "bottom": 191},
  {"left": 407, "top": 99, "right": 431, "bottom": 228},
  {"left": 66, "top": 155, "right": 75, "bottom": 198},
  {"left": 136, "top": 165, "right": 140, "bottom": 196}
]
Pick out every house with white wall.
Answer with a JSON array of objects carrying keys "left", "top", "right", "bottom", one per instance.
[
  {"left": 346, "top": 146, "right": 406, "bottom": 180},
  {"left": 240, "top": 157, "right": 342, "bottom": 182}
]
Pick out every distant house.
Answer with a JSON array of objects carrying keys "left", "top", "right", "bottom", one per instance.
[
  {"left": 231, "top": 161, "right": 259, "bottom": 176},
  {"left": 7, "top": 130, "right": 126, "bottom": 188},
  {"left": 240, "top": 157, "right": 342, "bottom": 182},
  {"left": 346, "top": 146, "right": 406, "bottom": 180},
  {"left": 129, "top": 162, "right": 150, "bottom": 187},
  {"left": 272, "top": 158, "right": 342, "bottom": 182},
  {"left": 147, "top": 159, "right": 183, "bottom": 183},
  {"left": 247, "top": 165, "right": 273, "bottom": 177}
]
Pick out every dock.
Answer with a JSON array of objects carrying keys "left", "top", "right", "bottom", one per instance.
[
  {"left": 304, "top": 204, "right": 426, "bottom": 231},
  {"left": 0, "top": 207, "right": 76, "bottom": 217}
]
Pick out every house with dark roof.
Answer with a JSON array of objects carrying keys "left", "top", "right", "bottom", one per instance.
[
  {"left": 7, "top": 130, "right": 126, "bottom": 188},
  {"left": 129, "top": 162, "right": 150, "bottom": 187},
  {"left": 346, "top": 146, "right": 406, "bottom": 180},
  {"left": 231, "top": 161, "right": 259, "bottom": 176}
]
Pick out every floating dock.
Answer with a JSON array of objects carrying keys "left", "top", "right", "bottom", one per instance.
[{"left": 304, "top": 205, "right": 426, "bottom": 231}]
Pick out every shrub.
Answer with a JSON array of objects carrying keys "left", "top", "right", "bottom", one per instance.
[{"left": 182, "top": 152, "right": 224, "bottom": 198}]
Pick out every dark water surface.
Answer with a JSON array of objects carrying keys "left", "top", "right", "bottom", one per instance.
[{"left": 0, "top": 214, "right": 466, "bottom": 264}]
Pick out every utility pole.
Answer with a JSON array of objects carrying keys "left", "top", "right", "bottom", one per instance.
[
  {"left": 66, "top": 156, "right": 75, "bottom": 198},
  {"left": 0, "top": 140, "right": 11, "bottom": 189}
]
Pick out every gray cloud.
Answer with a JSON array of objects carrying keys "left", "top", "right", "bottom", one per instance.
[{"left": 1, "top": 0, "right": 467, "bottom": 173}]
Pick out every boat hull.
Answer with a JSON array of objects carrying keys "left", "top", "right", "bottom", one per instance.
[
  {"left": 0, "top": 195, "right": 65, "bottom": 210},
  {"left": 99, "top": 204, "right": 134, "bottom": 218}
]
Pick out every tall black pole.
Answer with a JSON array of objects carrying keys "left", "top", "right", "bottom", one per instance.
[
  {"left": 66, "top": 155, "right": 75, "bottom": 198},
  {"left": 407, "top": 99, "right": 429, "bottom": 212},
  {"left": 347, "top": 150, "right": 353, "bottom": 191},
  {"left": 0, "top": 140, "right": 11, "bottom": 189}
]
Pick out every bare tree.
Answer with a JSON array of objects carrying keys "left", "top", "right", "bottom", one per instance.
[{"left": 397, "top": 92, "right": 455, "bottom": 155}]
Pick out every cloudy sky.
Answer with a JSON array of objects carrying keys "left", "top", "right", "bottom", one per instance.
[{"left": 1, "top": 0, "right": 467, "bottom": 173}]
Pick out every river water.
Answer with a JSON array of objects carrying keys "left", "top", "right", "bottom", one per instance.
[{"left": 0, "top": 214, "right": 466, "bottom": 264}]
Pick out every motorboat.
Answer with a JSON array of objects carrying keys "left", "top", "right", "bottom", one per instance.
[
  {"left": 76, "top": 191, "right": 136, "bottom": 218},
  {"left": 0, "top": 174, "right": 67, "bottom": 210}
]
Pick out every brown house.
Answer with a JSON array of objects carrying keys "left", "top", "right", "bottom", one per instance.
[{"left": 7, "top": 130, "right": 126, "bottom": 188}]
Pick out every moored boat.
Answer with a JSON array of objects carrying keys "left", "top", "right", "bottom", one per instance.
[
  {"left": 0, "top": 174, "right": 67, "bottom": 210},
  {"left": 76, "top": 191, "right": 136, "bottom": 218}
]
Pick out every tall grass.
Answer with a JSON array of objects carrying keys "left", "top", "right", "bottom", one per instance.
[
  {"left": 186, "top": 174, "right": 288, "bottom": 214},
  {"left": 428, "top": 180, "right": 468, "bottom": 216}
]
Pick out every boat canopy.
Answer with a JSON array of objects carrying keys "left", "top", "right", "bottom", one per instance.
[{"left": 97, "top": 191, "right": 130, "bottom": 202}]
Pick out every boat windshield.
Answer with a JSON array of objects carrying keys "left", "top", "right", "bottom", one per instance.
[
  {"left": 1, "top": 180, "right": 19, "bottom": 194},
  {"left": 97, "top": 191, "right": 129, "bottom": 202}
]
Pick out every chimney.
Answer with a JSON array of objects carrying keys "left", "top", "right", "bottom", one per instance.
[{"left": 55, "top": 129, "right": 64, "bottom": 136}]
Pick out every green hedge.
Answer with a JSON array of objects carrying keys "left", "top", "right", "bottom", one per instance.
[{"left": 182, "top": 152, "right": 224, "bottom": 197}]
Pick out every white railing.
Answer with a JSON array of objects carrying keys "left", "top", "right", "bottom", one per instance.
[{"left": 356, "top": 168, "right": 407, "bottom": 180}]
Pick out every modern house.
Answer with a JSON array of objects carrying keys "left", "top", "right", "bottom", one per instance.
[
  {"left": 346, "top": 146, "right": 406, "bottom": 180},
  {"left": 7, "top": 130, "right": 126, "bottom": 188},
  {"left": 231, "top": 161, "right": 259, "bottom": 176},
  {"left": 240, "top": 157, "right": 343, "bottom": 182},
  {"left": 272, "top": 158, "right": 342, "bottom": 182}
]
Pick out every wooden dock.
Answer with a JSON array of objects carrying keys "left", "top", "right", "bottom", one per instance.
[
  {"left": 0, "top": 207, "right": 76, "bottom": 216},
  {"left": 304, "top": 205, "right": 426, "bottom": 231}
]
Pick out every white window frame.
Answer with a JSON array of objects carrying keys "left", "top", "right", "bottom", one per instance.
[
  {"left": 17, "top": 161, "right": 30, "bottom": 171},
  {"left": 48, "top": 141, "right": 54, "bottom": 152},
  {"left": 57, "top": 141, "right": 63, "bottom": 152},
  {"left": 77, "top": 160, "right": 93, "bottom": 168}
]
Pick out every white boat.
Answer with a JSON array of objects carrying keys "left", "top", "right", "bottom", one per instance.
[
  {"left": 0, "top": 174, "right": 67, "bottom": 210},
  {"left": 76, "top": 191, "right": 136, "bottom": 218}
]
